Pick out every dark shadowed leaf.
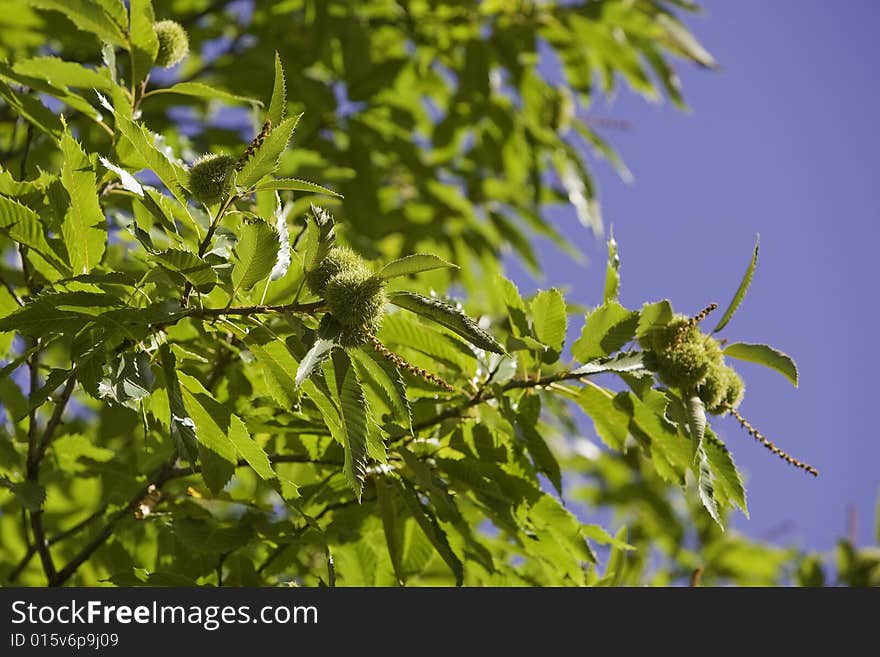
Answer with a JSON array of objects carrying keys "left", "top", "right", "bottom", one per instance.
[{"left": 389, "top": 291, "right": 504, "bottom": 354}]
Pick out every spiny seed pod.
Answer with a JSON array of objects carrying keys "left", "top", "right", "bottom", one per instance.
[
  {"left": 153, "top": 20, "right": 189, "bottom": 69},
  {"left": 188, "top": 153, "right": 236, "bottom": 206},
  {"left": 640, "top": 317, "right": 717, "bottom": 391},
  {"left": 699, "top": 364, "right": 744, "bottom": 414},
  {"left": 697, "top": 362, "right": 727, "bottom": 411},
  {"left": 722, "top": 368, "right": 745, "bottom": 411},
  {"left": 323, "top": 268, "right": 387, "bottom": 347},
  {"left": 305, "top": 247, "right": 367, "bottom": 296}
]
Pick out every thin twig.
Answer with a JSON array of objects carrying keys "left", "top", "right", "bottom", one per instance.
[{"left": 33, "top": 374, "right": 77, "bottom": 466}]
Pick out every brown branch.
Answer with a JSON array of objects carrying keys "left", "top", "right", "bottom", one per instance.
[{"left": 32, "top": 373, "right": 77, "bottom": 466}]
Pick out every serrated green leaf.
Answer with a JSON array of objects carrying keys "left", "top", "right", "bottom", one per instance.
[
  {"left": 150, "top": 82, "right": 262, "bottom": 107},
  {"left": 99, "top": 157, "right": 144, "bottom": 196},
  {"left": 697, "top": 443, "right": 723, "bottom": 528},
  {"left": 0, "top": 478, "right": 46, "bottom": 511},
  {"left": 13, "top": 56, "right": 113, "bottom": 90},
  {"left": 615, "top": 390, "right": 691, "bottom": 483},
  {"left": 704, "top": 431, "right": 748, "bottom": 516},
  {"left": 337, "top": 353, "right": 369, "bottom": 499},
  {"left": 231, "top": 219, "right": 280, "bottom": 294},
  {"left": 389, "top": 291, "right": 504, "bottom": 354},
  {"left": 60, "top": 125, "right": 106, "bottom": 274},
  {"left": 0, "top": 194, "right": 67, "bottom": 273},
  {"left": 158, "top": 344, "right": 198, "bottom": 465},
  {"left": 150, "top": 249, "right": 217, "bottom": 290},
  {"left": 376, "top": 477, "right": 405, "bottom": 585},
  {"left": 114, "top": 113, "right": 188, "bottom": 206},
  {"left": 0, "top": 292, "right": 121, "bottom": 336},
  {"left": 714, "top": 236, "right": 759, "bottom": 333},
  {"left": 571, "top": 350, "right": 647, "bottom": 376},
  {"left": 129, "top": 0, "right": 158, "bottom": 85},
  {"left": 603, "top": 234, "right": 620, "bottom": 303},
  {"left": 295, "top": 315, "right": 340, "bottom": 389},
  {"left": 178, "top": 373, "right": 240, "bottom": 492},
  {"left": 24, "top": 0, "right": 126, "bottom": 45},
  {"left": 516, "top": 394, "right": 562, "bottom": 494},
  {"left": 254, "top": 177, "right": 341, "bottom": 197},
  {"left": 350, "top": 347, "right": 411, "bottom": 430},
  {"left": 556, "top": 384, "right": 628, "bottom": 450},
  {"left": 686, "top": 394, "right": 707, "bottom": 461},
  {"left": 523, "top": 494, "right": 595, "bottom": 574},
  {"left": 599, "top": 527, "right": 629, "bottom": 586},
  {"left": 378, "top": 254, "right": 457, "bottom": 280},
  {"left": 571, "top": 301, "right": 639, "bottom": 362},
  {"left": 52, "top": 433, "right": 114, "bottom": 474},
  {"left": 724, "top": 341, "right": 798, "bottom": 387},
  {"left": 378, "top": 311, "right": 475, "bottom": 377},
  {"left": 298, "top": 377, "right": 345, "bottom": 445},
  {"left": 302, "top": 204, "right": 336, "bottom": 273},
  {"left": 399, "top": 480, "right": 463, "bottom": 586},
  {"left": 98, "top": 351, "right": 153, "bottom": 410},
  {"left": 657, "top": 14, "right": 717, "bottom": 68},
  {"left": 227, "top": 413, "right": 276, "bottom": 482},
  {"left": 497, "top": 277, "right": 531, "bottom": 339},
  {"left": 93, "top": 0, "right": 126, "bottom": 28},
  {"left": 0, "top": 286, "right": 17, "bottom": 354},
  {"left": 530, "top": 288, "right": 566, "bottom": 356},
  {"left": 582, "top": 524, "right": 635, "bottom": 551},
  {"left": 238, "top": 328, "right": 299, "bottom": 406},
  {"left": 267, "top": 51, "right": 286, "bottom": 127},
  {"left": 636, "top": 300, "right": 673, "bottom": 338},
  {"left": 236, "top": 113, "right": 301, "bottom": 189},
  {"left": 0, "top": 79, "right": 63, "bottom": 140}
]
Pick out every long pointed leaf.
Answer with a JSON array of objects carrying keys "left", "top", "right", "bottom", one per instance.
[
  {"left": 295, "top": 315, "right": 340, "bottom": 388},
  {"left": 266, "top": 51, "right": 286, "bottom": 127},
  {"left": 714, "top": 236, "right": 759, "bottom": 333},
  {"left": 231, "top": 219, "right": 280, "bottom": 293},
  {"left": 338, "top": 353, "right": 369, "bottom": 499},
  {"left": 60, "top": 124, "right": 107, "bottom": 274},
  {"left": 378, "top": 254, "right": 457, "bottom": 280},
  {"left": 724, "top": 341, "right": 798, "bottom": 387},
  {"left": 389, "top": 291, "right": 504, "bottom": 354}
]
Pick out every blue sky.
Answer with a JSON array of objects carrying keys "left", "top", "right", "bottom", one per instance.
[{"left": 510, "top": 1, "right": 880, "bottom": 550}]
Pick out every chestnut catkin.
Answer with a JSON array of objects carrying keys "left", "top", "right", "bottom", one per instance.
[
  {"left": 154, "top": 20, "right": 189, "bottom": 69},
  {"left": 323, "top": 267, "right": 387, "bottom": 347},
  {"left": 188, "top": 153, "right": 236, "bottom": 206},
  {"left": 305, "top": 247, "right": 367, "bottom": 296}
]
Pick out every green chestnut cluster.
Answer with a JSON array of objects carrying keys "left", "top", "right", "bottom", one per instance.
[
  {"left": 639, "top": 316, "right": 744, "bottom": 415},
  {"left": 188, "top": 153, "right": 236, "bottom": 206},
  {"left": 154, "top": 20, "right": 189, "bottom": 68},
  {"left": 307, "top": 247, "right": 387, "bottom": 347}
]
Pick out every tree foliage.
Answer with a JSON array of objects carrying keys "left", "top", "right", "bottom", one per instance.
[{"left": 0, "top": 0, "right": 853, "bottom": 587}]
